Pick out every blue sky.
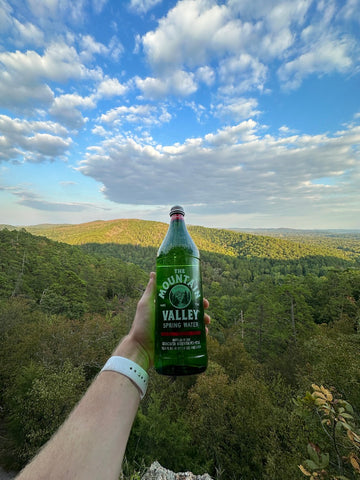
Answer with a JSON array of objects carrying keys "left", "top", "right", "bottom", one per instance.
[{"left": 0, "top": 0, "right": 359, "bottom": 229}]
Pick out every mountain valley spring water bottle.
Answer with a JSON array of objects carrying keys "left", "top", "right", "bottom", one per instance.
[{"left": 155, "top": 206, "right": 208, "bottom": 375}]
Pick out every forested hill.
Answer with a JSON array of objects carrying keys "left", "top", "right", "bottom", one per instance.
[
  {"left": 1, "top": 226, "right": 360, "bottom": 479},
  {"left": 4, "top": 218, "right": 360, "bottom": 262},
  {"left": 0, "top": 228, "right": 148, "bottom": 317}
]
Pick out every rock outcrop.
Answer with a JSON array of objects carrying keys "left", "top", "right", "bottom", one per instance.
[{"left": 142, "top": 461, "right": 213, "bottom": 480}]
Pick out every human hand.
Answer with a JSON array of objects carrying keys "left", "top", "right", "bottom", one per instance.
[
  {"left": 203, "top": 297, "right": 211, "bottom": 335},
  {"left": 114, "top": 272, "right": 210, "bottom": 371},
  {"left": 113, "top": 272, "right": 155, "bottom": 370}
]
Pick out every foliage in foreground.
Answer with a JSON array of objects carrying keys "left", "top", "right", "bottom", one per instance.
[{"left": 296, "top": 384, "right": 360, "bottom": 480}]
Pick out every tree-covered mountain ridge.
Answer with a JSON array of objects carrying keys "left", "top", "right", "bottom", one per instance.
[{"left": 3, "top": 218, "right": 360, "bottom": 262}]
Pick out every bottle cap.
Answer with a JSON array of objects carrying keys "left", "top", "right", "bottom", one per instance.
[{"left": 170, "top": 205, "right": 185, "bottom": 216}]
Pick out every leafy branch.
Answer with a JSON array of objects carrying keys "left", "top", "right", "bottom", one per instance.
[{"left": 295, "top": 384, "right": 360, "bottom": 480}]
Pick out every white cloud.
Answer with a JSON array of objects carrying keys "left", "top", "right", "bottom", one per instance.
[
  {"left": 78, "top": 120, "right": 360, "bottom": 218},
  {"left": 185, "top": 101, "right": 207, "bottom": 123},
  {"left": 24, "top": 133, "right": 71, "bottom": 159},
  {"left": 253, "top": 0, "right": 311, "bottom": 59},
  {"left": 91, "top": 125, "right": 109, "bottom": 137},
  {"left": 339, "top": 0, "right": 360, "bottom": 23},
  {"left": 92, "top": 0, "right": 108, "bottom": 15},
  {"left": 218, "top": 54, "right": 267, "bottom": 94},
  {"left": 213, "top": 98, "right": 261, "bottom": 122},
  {"left": 49, "top": 93, "right": 95, "bottom": 129},
  {"left": 0, "top": 0, "right": 12, "bottom": 33},
  {"left": 227, "top": 0, "right": 311, "bottom": 24},
  {"left": 52, "top": 94, "right": 95, "bottom": 110},
  {"left": 0, "top": 186, "right": 107, "bottom": 212},
  {"left": 0, "top": 41, "right": 102, "bottom": 112},
  {"left": 267, "top": 1, "right": 311, "bottom": 29},
  {"left": 133, "top": 34, "right": 142, "bottom": 54},
  {"left": 79, "top": 34, "right": 109, "bottom": 62},
  {"left": 205, "top": 120, "right": 258, "bottom": 145},
  {"left": 141, "top": 0, "right": 233, "bottom": 71},
  {"left": 135, "top": 76, "right": 168, "bottom": 99},
  {"left": 0, "top": 42, "right": 87, "bottom": 83},
  {"left": 0, "top": 115, "right": 71, "bottom": 162},
  {"left": 170, "top": 70, "right": 197, "bottom": 96},
  {"left": 0, "top": 79, "right": 54, "bottom": 111},
  {"left": 100, "top": 105, "right": 154, "bottom": 123},
  {"left": 278, "top": 36, "right": 354, "bottom": 89},
  {"left": 26, "top": 0, "right": 87, "bottom": 24},
  {"left": 23, "top": 0, "right": 57, "bottom": 20},
  {"left": 129, "top": 0, "right": 163, "bottom": 14},
  {"left": 279, "top": 125, "right": 297, "bottom": 135},
  {"left": 135, "top": 70, "right": 197, "bottom": 99},
  {"left": 12, "top": 19, "right": 45, "bottom": 47},
  {"left": 78, "top": 33, "right": 124, "bottom": 63},
  {"left": 260, "top": 25, "right": 294, "bottom": 59},
  {"left": 99, "top": 104, "right": 171, "bottom": 128},
  {"left": 139, "top": 0, "right": 359, "bottom": 97},
  {"left": 196, "top": 66, "right": 215, "bottom": 86},
  {"left": 140, "top": 0, "right": 313, "bottom": 73},
  {"left": 95, "top": 78, "right": 128, "bottom": 98},
  {"left": 108, "top": 36, "right": 124, "bottom": 61}
]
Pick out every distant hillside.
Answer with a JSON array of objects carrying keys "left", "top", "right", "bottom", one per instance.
[
  {"left": 231, "top": 227, "right": 360, "bottom": 259},
  {"left": 232, "top": 228, "right": 360, "bottom": 235},
  {"left": 0, "top": 228, "right": 147, "bottom": 315},
  {"left": 25, "top": 219, "right": 167, "bottom": 248},
  {"left": 13, "top": 219, "right": 360, "bottom": 262}
]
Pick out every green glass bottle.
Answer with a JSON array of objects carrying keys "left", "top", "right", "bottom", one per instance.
[{"left": 155, "top": 205, "right": 207, "bottom": 376}]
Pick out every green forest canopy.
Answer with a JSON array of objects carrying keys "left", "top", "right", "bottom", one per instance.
[{"left": 0, "top": 223, "right": 359, "bottom": 479}]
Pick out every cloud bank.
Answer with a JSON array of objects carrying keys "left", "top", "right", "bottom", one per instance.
[{"left": 79, "top": 120, "right": 360, "bottom": 218}]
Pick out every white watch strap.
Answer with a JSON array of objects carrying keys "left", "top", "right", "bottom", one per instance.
[{"left": 101, "top": 356, "right": 149, "bottom": 399}]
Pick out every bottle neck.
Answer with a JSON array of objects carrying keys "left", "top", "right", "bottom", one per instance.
[
  {"left": 157, "top": 212, "right": 199, "bottom": 259},
  {"left": 170, "top": 214, "right": 185, "bottom": 222}
]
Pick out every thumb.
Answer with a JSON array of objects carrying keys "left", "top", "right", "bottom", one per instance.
[
  {"left": 139, "top": 272, "right": 156, "bottom": 305},
  {"left": 146, "top": 271, "right": 156, "bottom": 296}
]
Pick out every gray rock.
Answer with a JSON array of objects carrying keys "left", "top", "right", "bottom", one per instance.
[
  {"left": 141, "top": 461, "right": 213, "bottom": 480},
  {"left": 0, "top": 467, "right": 16, "bottom": 480}
]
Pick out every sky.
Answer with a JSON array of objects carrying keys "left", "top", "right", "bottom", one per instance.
[{"left": 0, "top": 0, "right": 360, "bottom": 229}]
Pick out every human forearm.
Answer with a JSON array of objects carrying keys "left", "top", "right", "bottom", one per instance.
[
  {"left": 16, "top": 338, "right": 144, "bottom": 480},
  {"left": 16, "top": 274, "right": 157, "bottom": 480}
]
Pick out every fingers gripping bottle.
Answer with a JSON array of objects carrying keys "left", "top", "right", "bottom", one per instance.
[{"left": 155, "top": 206, "right": 208, "bottom": 375}]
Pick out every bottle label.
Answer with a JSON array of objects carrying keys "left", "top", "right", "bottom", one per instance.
[{"left": 156, "top": 264, "right": 203, "bottom": 352}]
